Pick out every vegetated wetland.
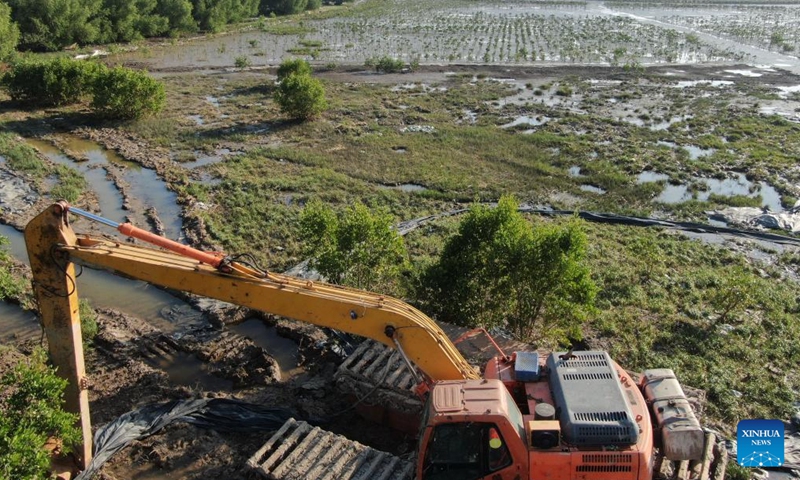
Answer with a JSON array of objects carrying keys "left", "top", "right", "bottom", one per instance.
[
  {"left": 123, "top": 0, "right": 778, "bottom": 70},
  {"left": 2, "top": 0, "right": 800, "bottom": 477}
]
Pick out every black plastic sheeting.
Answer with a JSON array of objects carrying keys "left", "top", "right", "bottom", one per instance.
[
  {"left": 75, "top": 398, "right": 294, "bottom": 480},
  {"left": 531, "top": 209, "right": 800, "bottom": 246},
  {"left": 396, "top": 206, "right": 800, "bottom": 247}
]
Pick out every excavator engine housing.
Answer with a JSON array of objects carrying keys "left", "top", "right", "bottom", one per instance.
[{"left": 547, "top": 351, "right": 639, "bottom": 446}]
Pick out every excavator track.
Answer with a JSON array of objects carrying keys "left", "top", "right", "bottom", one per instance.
[
  {"left": 335, "top": 340, "right": 423, "bottom": 417},
  {"left": 247, "top": 418, "right": 414, "bottom": 480}
]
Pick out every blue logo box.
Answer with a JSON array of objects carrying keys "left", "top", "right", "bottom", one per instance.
[{"left": 737, "top": 419, "right": 784, "bottom": 468}]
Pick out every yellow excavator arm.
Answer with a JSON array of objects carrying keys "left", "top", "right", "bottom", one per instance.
[
  {"left": 27, "top": 202, "right": 478, "bottom": 382},
  {"left": 25, "top": 202, "right": 479, "bottom": 467}
]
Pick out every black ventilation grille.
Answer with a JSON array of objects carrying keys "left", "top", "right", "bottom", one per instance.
[
  {"left": 582, "top": 454, "right": 633, "bottom": 464},
  {"left": 574, "top": 411, "right": 629, "bottom": 422},
  {"left": 558, "top": 359, "right": 608, "bottom": 368},
  {"left": 577, "top": 426, "right": 634, "bottom": 444},
  {"left": 576, "top": 465, "right": 633, "bottom": 473},
  {"left": 563, "top": 372, "right": 614, "bottom": 381}
]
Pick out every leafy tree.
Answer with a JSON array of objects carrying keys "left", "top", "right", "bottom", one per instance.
[
  {"left": 191, "top": 0, "right": 258, "bottom": 32},
  {"left": 264, "top": 0, "right": 307, "bottom": 15},
  {"left": 305, "top": 0, "right": 321, "bottom": 9},
  {"left": 0, "top": 349, "right": 81, "bottom": 480},
  {"left": 299, "top": 199, "right": 407, "bottom": 291},
  {"left": 419, "top": 196, "right": 596, "bottom": 342},
  {"left": 276, "top": 57, "right": 311, "bottom": 81},
  {"left": 8, "top": 0, "right": 102, "bottom": 51},
  {"left": 273, "top": 71, "right": 327, "bottom": 120},
  {"left": 156, "top": 0, "right": 196, "bottom": 34},
  {"left": 1, "top": 57, "right": 103, "bottom": 106},
  {"left": 96, "top": 0, "right": 170, "bottom": 43},
  {"left": 90, "top": 66, "right": 165, "bottom": 119},
  {"left": 0, "top": 2, "right": 19, "bottom": 62}
]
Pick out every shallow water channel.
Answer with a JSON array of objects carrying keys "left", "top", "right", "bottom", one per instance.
[
  {"left": 27, "top": 136, "right": 182, "bottom": 240},
  {"left": 1, "top": 138, "right": 303, "bottom": 380}
]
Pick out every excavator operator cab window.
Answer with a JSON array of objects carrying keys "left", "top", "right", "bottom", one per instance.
[{"left": 422, "top": 422, "right": 512, "bottom": 480}]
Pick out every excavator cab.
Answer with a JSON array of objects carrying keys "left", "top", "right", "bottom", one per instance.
[
  {"left": 421, "top": 422, "right": 513, "bottom": 480},
  {"left": 416, "top": 380, "right": 527, "bottom": 480}
]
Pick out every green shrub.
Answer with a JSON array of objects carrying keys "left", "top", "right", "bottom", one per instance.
[
  {"left": 725, "top": 463, "right": 751, "bottom": 480},
  {"left": 0, "top": 349, "right": 81, "bottom": 480},
  {"left": 90, "top": 66, "right": 165, "bottom": 120},
  {"left": 273, "top": 72, "right": 327, "bottom": 120},
  {"left": 556, "top": 84, "right": 573, "bottom": 96},
  {"left": 300, "top": 199, "right": 407, "bottom": 291},
  {"left": 418, "top": 196, "right": 596, "bottom": 342},
  {"left": 234, "top": 55, "right": 251, "bottom": 68},
  {"left": 1, "top": 58, "right": 103, "bottom": 106},
  {"left": 276, "top": 58, "right": 311, "bottom": 81},
  {"left": 0, "top": 2, "right": 19, "bottom": 62},
  {"left": 374, "top": 56, "right": 405, "bottom": 73}
]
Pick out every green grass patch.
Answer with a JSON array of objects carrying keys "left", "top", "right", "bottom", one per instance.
[
  {"left": 707, "top": 193, "right": 761, "bottom": 208},
  {"left": 299, "top": 39, "right": 323, "bottom": 48},
  {"left": 0, "top": 132, "right": 48, "bottom": 177},
  {"left": 51, "top": 165, "right": 87, "bottom": 202},
  {"left": 287, "top": 47, "right": 328, "bottom": 56},
  {"left": 0, "top": 236, "right": 27, "bottom": 304}
]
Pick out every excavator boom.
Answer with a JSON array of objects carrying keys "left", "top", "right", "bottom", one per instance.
[
  {"left": 28, "top": 203, "right": 477, "bottom": 383},
  {"left": 24, "top": 202, "right": 478, "bottom": 466}
]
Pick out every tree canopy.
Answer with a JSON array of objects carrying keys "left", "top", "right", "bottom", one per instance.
[
  {"left": 418, "top": 196, "right": 597, "bottom": 343},
  {"left": 299, "top": 199, "right": 407, "bottom": 292},
  {"left": 191, "top": 0, "right": 258, "bottom": 33},
  {"left": 0, "top": 2, "right": 19, "bottom": 61},
  {"left": 276, "top": 57, "right": 311, "bottom": 81},
  {"left": 2, "top": 0, "right": 324, "bottom": 52},
  {"left": 90, "top": 66, "right": 166, "bottom": 119},
  {"left": 8, "top": 0, "right": 102, "bottom": 51},
  {"left": 273, "top": 70, "right": 328, "bottom": 120}
]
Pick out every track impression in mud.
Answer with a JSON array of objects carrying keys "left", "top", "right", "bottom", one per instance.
[{"left": 26, "top": 133, "right": 182, "bottom": 240}]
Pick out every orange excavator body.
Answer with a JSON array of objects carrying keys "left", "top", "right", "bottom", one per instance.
[{"left": 415, "top": 355, "right": 654, "bottom": 480}]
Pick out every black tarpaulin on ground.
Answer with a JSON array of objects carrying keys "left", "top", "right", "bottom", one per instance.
[
  {"left": 75, "top": 398, "right": 294, "bottom": 480},
  {"left": 395, "top": 206, "right": 800, "bottom": 246}
]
